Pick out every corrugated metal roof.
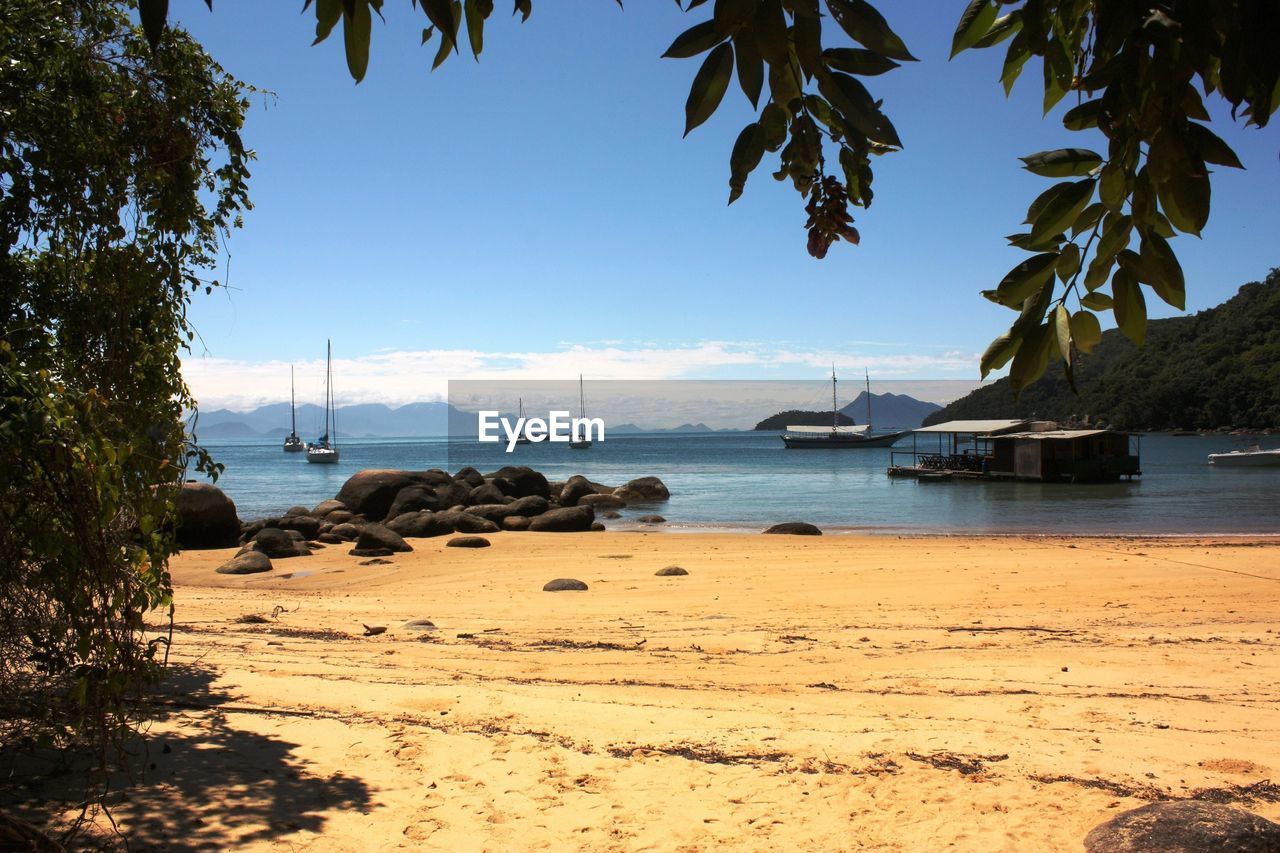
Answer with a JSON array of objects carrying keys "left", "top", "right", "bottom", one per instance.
[
  {"left": 785, "top": 424, "right": 871, "bottom": 434},
  {"left": 998, "top": 429, "right": 1113, "bottom": 440},
  {"left": 912, "top": 419, "right": 1027, "bottom": 435}
]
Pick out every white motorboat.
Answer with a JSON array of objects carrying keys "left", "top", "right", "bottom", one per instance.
[{"left": 1208, "top": 443, "right": 1280, "bottom": 467}]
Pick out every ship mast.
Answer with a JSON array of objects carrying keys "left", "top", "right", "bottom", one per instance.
[
  {"left": 290, "top": 365, "right": 297, "bottom": 435},
  {"left": 832, "top": 364, "right": 838, "bottom": 432},
  {"left": 865, "top": 368, "right": 872, "bottom": 431}
]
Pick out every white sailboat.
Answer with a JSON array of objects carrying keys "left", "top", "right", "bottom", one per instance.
[
  {"left": 780, "top": 367, "right": 910, "bottom": 449},
  {"left": 569, "top": 374, "right": 592, "bottom": 449},
  {"left": 282, "top": 365, "right": 304, "bottom": 452},
  {"left": 514, "top": 398, "right": 531, "bottom": 445},
  {"left": 306, "top": 340, "right": 339, "bottom": 464}
]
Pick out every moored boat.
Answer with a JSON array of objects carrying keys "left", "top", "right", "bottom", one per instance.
[
  {"left": 283, "top": 365, "right": 304, "bottom": 452},
  {"left": 306, "top": 340, "right": 339, "bottom": 464},
  {"left": 1208, "top": 443, "right": 1280, "bottom": 467},
  {"left": 569, "top": 375, "right": 592, "bottom": 449},
  {"left": 781, "top": 367, "right": 910, "bottom": 449}
]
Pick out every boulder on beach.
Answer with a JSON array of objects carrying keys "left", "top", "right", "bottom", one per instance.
[
  {"left": 216, "top": 551, "right": 272, "bottom": 575},
  {"left": 559, "top": 475, "right": 595, "bottom": 507},
  {"left": 283, "top": 505, "right": 311, "bottom": 517},
  {"left": 403, "top": 618, "right": 437, "bottom": 630},
  {"left": 352, "top": 547, "right": 394, "bottom": 558},
  {"left": 175, "top": 483, "right": 241, "bottom": 549},
  {"left": 386, "top": 511, "right": 453, "bottom": 538},
  {"left": 637, "top": 514, "right": 666, "bottom": 524},
  {"left": 527, "top": 505, "right": 595, "bottom": 533},
  {"left": 336, "top": 470, "right": 419, "bottom": 521},
  {"left": 275, "top": 514, "right": 321, "bottom": 540},
  {"left": 386, "top": 485, "right": 444, "bottom": 519},
  {"left": 655, "top": 565, "right": 688, "bottom": 576},
  {"left": 502, "top": 515, "right": 530, "bottom": 531},
  {"left": 590, "top": 522, "right": 606, "bottom": 531},
  {"left": 486, "top": 466, "right": 551, "bottom": 499},
  {"left": 543, "top": 578, "right": 588, "bottom": 592},
  {"left": 601, "top": 510, "right": 622, "bottom": 520},
  {"left": 447, "top": 536, "right": 491, "bottom": 548},
  {"left": 353, "top": 523, "right": 413, "bottom": 554},
  {"left": 454, "top": 466, "right": 485, "bottom": 488},
  {"left": 468, "top": 483, "right": 510, "bottom": 506},
  {"left": 329, "top": 521, "right": 364, "bottom": 541},
  {"left": 763, "top": 522, "right": 822, "bottom": 536},
  {"left": 435, "top": 510, "right": 501, "bottom": 534},
  {"left": 317, "top": 532, "right": 344, "bottom": 544},
  {"left": 312, "top": 499, "right": 346, "bottom": 517},
  {"left": 1084, "top": 801, "right": 1280, "bottom": 853},
  {"left": 579, "top": 493, "right": 625, "bottom": 509},
  {"left": 250, "top": 527, "right": 310, "bottom": 558},
  {"left": 612, "top": 476, "right": 670, "bottom": 504},
  {"left": 325, "top": 509, "right": 355, "bottom": 525}
]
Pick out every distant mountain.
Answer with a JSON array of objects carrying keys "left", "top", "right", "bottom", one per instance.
[
  {"left": 192, "top": 401, "right": 469, "bottom": 438},
  {"left": 611, "top": 422, "right": 721, "bottom": 434},
  {"left": 754, "top": 410, "right": 856, "bottom": 431},
  {"left": 839, "top": 391, "right": 942, "bottom": 429},
  {"left": 924, "top": 270, "right": 1280, "bottom": 431}
]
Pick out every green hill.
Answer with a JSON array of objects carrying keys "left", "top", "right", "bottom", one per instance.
[
  {"left": 755, "top": 410, "right": 855, "bottom": 430},
  {"left": 925, "top": 268, "right": 1280, "bottom": 431}
]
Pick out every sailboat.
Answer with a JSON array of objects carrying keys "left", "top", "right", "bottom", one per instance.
[
  {"left": 282, "top": 365, "right": 304, "bottom": 452},
  {"left": 514, "top": 398, "right": 531, "bottom": 445},
  {"left": 569, "top": 374, "right": 592, "bottom": 449},
  {"left": 306, "top": 340, "right": 340, "bottom": 464},
  {"left": 780, "top": 367, "right": 911, "bottom": 449}
]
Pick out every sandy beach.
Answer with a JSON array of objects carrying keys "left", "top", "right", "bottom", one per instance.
[{"left": 39, "top": 532, "right": 1280, "bottom": 849}]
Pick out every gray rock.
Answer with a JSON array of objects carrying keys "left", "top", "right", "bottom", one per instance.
[
  {"left": 612, "top": 476, "right": 669, "bottom": 503},
  {"left": 468, "top": 483, "right": 509, "bottom": 506},
  {"left": 485, "top": 466, "right": 551, "bottom": 499},
  {"left": 175, "top": 483, "right": 241, "bottom": 549},
  {"left": 251, "top": 527, "right": 310, "bottom": 558},
  {"left": 502, "top": 515, "right": 531, "bottom": 531},
  {"left": 216, "top": 551, "right": 273, "bottom": 575},
  {"left": 325, "top": 509, "right": 354, "bottom": 525},
  {"left": 655, "top": 566, "right": 688, "bottom": 576},
  {"left": 335, "top": 470, "right": 418, "bottom": 521},
  {"left": 763, "top": 522, "right": 822, "bottom": 536},
  {"left": 386, "top": 485, "right": 445, "bottom": 519},
  {"left": 527, "top": 505, "right": 595, "bottom": 532},
  {"left": 329, "top": 521, "right": 364, "bottom": 541},
  {"left": 353, "top": 522, "right": 413, "bottom": 553},
  {"left": 358, "top": 557, "right": 393, "bottom": 565},
  {"left": 453, "top": 466, "right": 485, "bottom": 488},
  {"left": 386, "top": 511, "right": 453, "bottom": 538},
  {"left": 276, "top": 514, "right": 321, "bottom": 540},
  {"left": 447, "top": 536, "right": 491, "bottom": 548},
  {"left": 283, "top": 505, "right": 311, "bottom": 517},
  {"left": 435, "top": 510, "right": 501, "bottom": 534},
  {"left": 637, "top": 514, "right": 666, "bottom": 524},
  {"left": 601, "top": 510, "right": 622, "bottom": 520},
  {"left": 1083, "top": 801, "right": 1280, "bottom": 853},
  {"left": 403, "top": 619, "right": 437, "bottom": 630},
  {"left": 559, "top": 474, "right": 595, "bottom": 507},
  {"left": 351, "top": 547, "right": 394, "bottom": 558},
  {"left": 579, "top": 493, "right": 625, "bottom": 509},
  {"left": 317, "top": 532, "right": 344, "bottom": 544},
  {"left": 590, "top": 522, "right": 606, "bottom": 531},
  {"left": 312, "top": 499, "right": 347, "bottom": 517},
  {"left": 543, "top": 578, "right": 588, "bottom": 592}
]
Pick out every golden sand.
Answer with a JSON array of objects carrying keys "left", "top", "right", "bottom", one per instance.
[{"left": 76, "top": 533, "right": 1280, "bottom": 849}]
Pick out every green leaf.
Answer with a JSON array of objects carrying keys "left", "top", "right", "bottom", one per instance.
[
  {"left": 980, "top": 330, "right": 1021, "bottom": 378},
  {"left": 1000, "top": 30, "right": 1030, "bottom": 96},
  {"left": 714, "top": 0, "right": 755, "bottom": 33},
  {"left": 734, "top": 31, "right": 764, "bottom": 108},
  {"left": 1071, "top": 202, "right": 1105, "bottom": 237},
  {"left": 431, "top": 1, "right": 462, "bottom": 68},
  {"left": 684, "top": 43, "right": 734, "bottom": 137},
  {"left": 792, "top": 0, "right": 824, "bottom": 79},
  {"left": 1041, "top": 37, "right": 1071, "bottom": 113},
  {"left": 728, "top": 122, "right": 765, "bottom": 204},
  {"left": 1080, "top": 291, "right": 1112, "bottom": 311},
  {"left": 513, "top": 0, "right": 531, "bottom": 22},
  {"left": 826, "top": 0, "right": 918, "bottom": 62},
  {"left": 951, "top": 0, "right": 997, "bottom": 58},
  {"left": 1139, "top": 232, "right": 1186, "bottom": 310},
  {"left": 1009, "top": 322, "right": 1052, "bottom": 394},
  {"left": 1112, "top": 268, "right": 1147, "bottom": 347},
  {"left": 1030, "top": 179, "right": 1094, "bottom": 245},
  {"left": 759, "top": 102, "right": 788, "bottom": 150},
  {"left": 823, "top": 48, "right": 900, "bottom": 76},
  {"left": 972, "top": 11, "right": 1021, "bottom": 49},
  {"left": 992, "top": 252, "right": 1059, "bottom": 307},
  {"left": 422, "top": 0, "right": 460, "bottom": 48},
  {"left": 1055, "top": 243, "right": 1081, "bottom": 282},
  {"left": 818, "top": 72, "right": 903, "bottom": 148},
  {"left": 140, "top": 0, "right": 169, "bottom": 49},
  {"left": 343, "top": 0, "right": 372, "bottom": 82},
  {"left": 1069, "top": 310, "right": 1102, "bottom": 353},
  {"left": 1186, "top": 122, "right": 1244, "bottom": 169},
  {"left": 1053, "top": 303, "right": 1072, "bottom": 364},
  {"left": 663, "top": 20, "right": 725, "bottom": 58},
  {"left": 753, "top": 0, "right": 788, "bottom": 65},
  {"left": 464, "top": 0, "right": 487, "bottom": 58},
  {"left": 1061, "top": 99, "right": 1102, "bottom": 131},
  {"left": 1020, "top": 148, "right": 1102, "bottom": 178},
  {"left": 313, "top": 0, "right": 343, "bottom": 44}
]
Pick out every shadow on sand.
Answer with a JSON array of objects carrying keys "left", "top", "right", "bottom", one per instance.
[{"left": 1, "top": 664, "right": 373, "bottom": 850}]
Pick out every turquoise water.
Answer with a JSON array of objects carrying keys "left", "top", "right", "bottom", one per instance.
[{"left": 198, "top": 432, "right": 1280, "bottom": 535}]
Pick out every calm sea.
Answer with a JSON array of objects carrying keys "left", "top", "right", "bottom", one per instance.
[{"left": 198, "top": 432, "right": 1280, "bottom": 536}]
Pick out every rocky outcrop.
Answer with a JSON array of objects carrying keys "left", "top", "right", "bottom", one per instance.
[
  {"left": 249, "top": 527, "right": 310, "bottom": 558},
  {"left": 612, "top": 476, "right": 669, "bottom": 503},
  {"left": 486, "top": 466, "right": 551, "bottom": 499},
  {"left": 559, "top": 475, "right": 595, "bottom": 507},
  {"left": 336, "top": 470, "right": 418, "bottom": 521},
  {"left": 469, "top": 483, "right": 510, "bottom": 505},
  {"left": 527, "top": 505, "right": 595, "bottom": 532},
  {"left": 275, "top": 514, "right": 321, "bottom": 540},
  {"left": 175, "top": 483, "right": 241, "bottom": 549},
  {"left": 454, "top": 467, "right": 485, "bottom": 488},
  {"left": 1084, "top": 801, "right": 1280, "bottom": 852}
]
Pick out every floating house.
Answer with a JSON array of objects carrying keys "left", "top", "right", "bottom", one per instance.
[{"left": 888, "top": 420, "right": 1141, "bottom": 482}]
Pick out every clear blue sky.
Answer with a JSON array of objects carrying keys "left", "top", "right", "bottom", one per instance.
[{"left": 174, "top": 1, "right": 1280, "bottom": 410}]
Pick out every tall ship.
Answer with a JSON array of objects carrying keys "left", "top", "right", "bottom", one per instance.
[
  {"left": 780, "top": 368, "right": 911, "bottom": 449},
  {"left": 282, "top": 365, "right": 304, "bottom": 452},
  {"left": 569, "top": 374, "right": 592, "bottom": 449},
  {"left": 306, "top": 340, "right": 340, "bottom": 464}
]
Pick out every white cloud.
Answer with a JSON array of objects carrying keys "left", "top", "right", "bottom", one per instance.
[{"left": 183, "top": 341, "right": 983, "bottom": 411}]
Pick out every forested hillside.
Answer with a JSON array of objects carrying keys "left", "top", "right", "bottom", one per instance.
[{"left": 925, "top": 269, "right": 1280, "bottom": 431}]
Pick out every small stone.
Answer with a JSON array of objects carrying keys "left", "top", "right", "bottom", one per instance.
[
  {"left": 351, "top": 547, "right": 394, "bottom": 558},
  {"left": 1084, "top": 801, "right": 1280, "bottom": 853},
  {"left": 359, "top": 557, "right": 393, "bottom": 566},
  {"left": 637, "top": 514, "right": 666, "bottom": 523},
  {"left": 403, "top": 619, "right": 436, "bottom": 630},
  {"left": 447, "top": 536, "right": 491, "bottom": 548},
  {"left": 542, "top": 578, "right": 588, "bottom": 592},
  {"left": 362, "top": 624, "right": 386, "bottom": 637},
  {"left": 655, "top": 566, "right": 688, "bottom": 577},
  {"left": 590, "top": 522, "right": 606, "bottom": 531}
]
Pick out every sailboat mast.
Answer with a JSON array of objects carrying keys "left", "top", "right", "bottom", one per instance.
[
  {"left": 290, "top": 365, "right": 297, "bottom": 434},
  {"left": 579, "top": 375, "right": 586, "bottom": 419},
  {"left": 865, "top": 368, "right": 872, "bottom": 431},
  {"left": 832, "top": 364, "right": 838, "bottom": 431}
]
